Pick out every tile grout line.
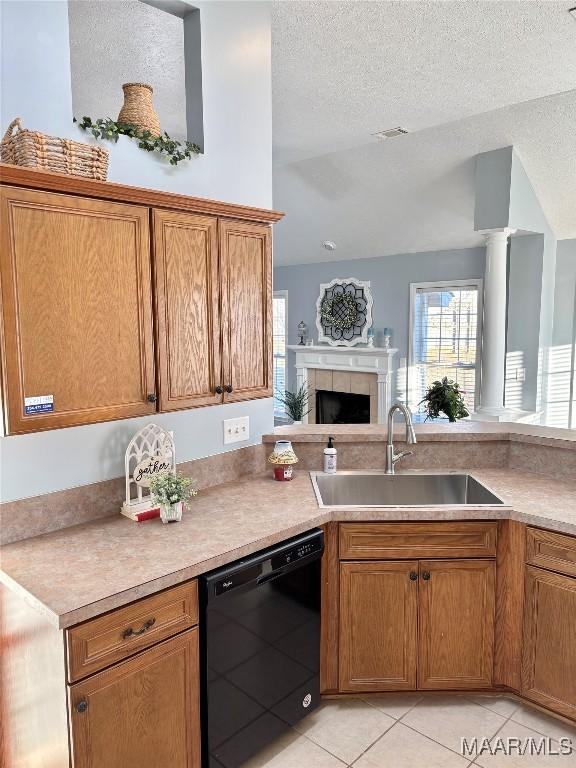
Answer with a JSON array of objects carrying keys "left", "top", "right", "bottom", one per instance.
[
  {"left": 469, "top": 703, "right": 521, "bottom": 766},
  {"left": 393, "top": 698, "right": 511, "bottom": 763},
  {"left": 296, "top": 700, "right": 400, "bottom": 767},
  {"left": 345, "top": 696, "right": 424, "bottom": 765},
  {"left": 347, "top": 718, "right": 404, "bottom": 767},
  {"left": 289, "top": 728, "right": 349, "bottom": 766}
]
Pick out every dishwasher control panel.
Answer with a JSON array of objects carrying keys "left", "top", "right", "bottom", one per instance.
[
  {"left": 271, "top": 537, "right": 323, "bottom": 569},
  {"left": 207, "top": 529, "right": 324, "bottom": 598}
]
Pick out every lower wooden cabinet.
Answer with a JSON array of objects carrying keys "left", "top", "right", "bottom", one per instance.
[
  {"left": 68, "top": 628, "right": 201, "bottom": 768},
  {"left": 418, "top": 559, "right": 495, "bottom": 689},
  {"left": 522, "top": 566, "right": 576, "bottom": 720},
  {"left": 339, "top": 558, "right": 495, "bottom": 692},
  {"left": 339, "top": 561, "right": 418, "bottom": 691}
]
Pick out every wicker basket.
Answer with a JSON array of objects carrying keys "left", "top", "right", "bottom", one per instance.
[{"left": 1, "top": 118, "right": 109, "bottom": 180}]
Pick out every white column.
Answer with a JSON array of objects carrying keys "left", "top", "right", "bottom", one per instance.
[
  {"left": 476, "top": 228, "right": 515, "bottom": 417},
  {"left": 377, "top": 372, "right": 392, "bottom": 424},
  {"left": 295, "top": 366, "right": 309, "bottom": 424}
]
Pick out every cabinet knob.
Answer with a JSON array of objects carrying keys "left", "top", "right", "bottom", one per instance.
[
  {"left": 215, "top": 385, "right": 224, "bottom": 395},
  {"left": 75, "top": 699, "right": 88, "bottom": 714},
  {"left": 422, "top": 571, "right": 431, "bottom": 581},
  {"left": 225, "top": 384, "right": 233, "bottom": 394},
  {"left": 409, "top": 571, "right": 418, "bottom": 581},
  {"left": 147, "top": 393, "right": 157, "bottom": 403}
]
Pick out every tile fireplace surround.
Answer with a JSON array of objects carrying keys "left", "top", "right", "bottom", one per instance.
[
  {"left": 307, "top": 369, "right": 377, "bottom": 424},
  {"left": 287, "top": 345, "right": 397, "bottom": 424}
]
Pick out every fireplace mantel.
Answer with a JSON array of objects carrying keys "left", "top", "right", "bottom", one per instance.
[{"left": 287, "top": 345, "right": 398, "bottom": 424}]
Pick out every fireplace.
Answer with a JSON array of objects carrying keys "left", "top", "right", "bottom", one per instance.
[
  {"left": 316, "top": 389, "right": 370, "bottom": 424},
  {"left": 288, "top": 345, "right": 397, "bottom": 424}
]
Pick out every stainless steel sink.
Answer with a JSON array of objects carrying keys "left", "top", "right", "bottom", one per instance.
[{"left": 311, "top": 472, "right": 504, "bottom": 507}]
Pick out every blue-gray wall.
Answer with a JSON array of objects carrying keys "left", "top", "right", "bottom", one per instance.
[
  {"left": 549, "top": 239, "right": 576, "bottom": 427},
  {"left": 506, "top": 235, "right": 543, "bottom": 412},
  {"left": 274, "top": 246, "right": 486, "bottom": 397},
  {"left": 0, "top": 0, "right": 274, "bottom": 503}
]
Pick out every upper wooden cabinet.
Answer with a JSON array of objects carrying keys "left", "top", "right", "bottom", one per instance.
[
  {"left": 153, "top": 213, "right": 273, "bottom": 410},
  {"left": 153, "top": 210, "right": 222, "bottom": 411},
  {"left": 0, "top": 187, "right": 156, "bottom": 433},
  {"left": 220, "top": 219, "right": 272, "bottom": 402},
  {"left": 0, "top": 168, "right": 281, "bottom": 433}
]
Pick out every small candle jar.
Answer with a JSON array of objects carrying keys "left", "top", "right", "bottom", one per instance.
[{"left": 268, "top": 440, "right": 299, "bottom": 481}]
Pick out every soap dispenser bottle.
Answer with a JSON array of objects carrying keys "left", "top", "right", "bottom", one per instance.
[{"left": 323, "top": 436, "right": 337, "bottom": 474}]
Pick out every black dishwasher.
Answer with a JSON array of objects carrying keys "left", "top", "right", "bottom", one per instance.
[{"left": 200, "top": 528, "right": 324, "bottom": 768}]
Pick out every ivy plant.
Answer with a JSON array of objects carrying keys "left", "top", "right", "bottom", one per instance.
[
  {"left": 419, "top": 376, "right": 469, "bottom": 422},
  {"left": 74, "top": 117, "right": 200, "bottom": 166}
]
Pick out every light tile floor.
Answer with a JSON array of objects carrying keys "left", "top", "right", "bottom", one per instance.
[{"left": 244, "top": 694, "right": 576, "bottom": 767}]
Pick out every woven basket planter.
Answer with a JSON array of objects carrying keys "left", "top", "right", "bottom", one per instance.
[
  {"left": 1, "top": 118, "right": 109, "bottom": 180},
  {"left": 117, "top": 83, "right": 161, "bottom": 136}
]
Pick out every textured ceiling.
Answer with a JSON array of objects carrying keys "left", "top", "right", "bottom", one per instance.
[
  {"left": 272, "top": 0, "right": 576, "bottom": 163},
  {"left": 272, "top": 89, "right": 576, "bottom": 265},
  {"left": 271, "top": 1, "right": 576, "bottom": 264}
]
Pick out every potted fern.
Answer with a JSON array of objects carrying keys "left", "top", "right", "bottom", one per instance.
[
  {"left": 275, "top": 384, "right": 310, "bottom": 424},
  {"left": 419, "top": 377, "right": 469, "bottom": 422},
  {"left": 149, "top": 471, "right": 198, "bottom": 524}
]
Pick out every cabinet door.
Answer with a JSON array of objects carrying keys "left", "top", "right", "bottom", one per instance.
[
  {"left": 339, "top": 561, "right": 418, "bottom": 691},
  {"left": 522, "top": 566, "right": 576, "bottom": 719},
  {"left": 153, "top": 210, "right": 222, "bottom": 410},
  {"left": 418, "top": 559, "right": 495, "bottom": 689},
  {"left": 69, "top": 629, "right": 200, "bottom": 768},
  {"left": 219, "top": 219, "right": 272, "bottom": 402},
  {"left": 0, "top": 187, "right": 156, "bottom": 433}
]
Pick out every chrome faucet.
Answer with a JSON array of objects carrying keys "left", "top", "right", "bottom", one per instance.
[{"left": 386, "top": 402, "right": 417, "bottom": 474}]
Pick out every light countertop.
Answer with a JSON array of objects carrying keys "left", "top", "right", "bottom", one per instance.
[
  {"left": 2, "top": 466, "right": 576, "bottom": 630},
  {"left": 265, "top": 421, "right": 576, "bottom": 448}
]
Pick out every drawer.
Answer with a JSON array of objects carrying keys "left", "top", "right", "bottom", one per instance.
[
  {"left": 67, "top": 580, "right": 198, "bottom": 682},
  {"left": 526, "top": 527, "right": 576, "bottom": 578},
  {"left": 339, "top": 522, "right": 498, "bottom": 560}
]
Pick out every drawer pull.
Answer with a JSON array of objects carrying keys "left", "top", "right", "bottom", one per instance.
[
  {"left": 75, "top": 699, "right": 88, "bottom": 714},
  {"left": 422, "top": 571, "right": 431, "bottom": 581},
  {"left": 122, "top": 617, "right": 156, "bottom": 639},
  {"left": 409, "top": 571, "right": 418, "bottom": 581}
]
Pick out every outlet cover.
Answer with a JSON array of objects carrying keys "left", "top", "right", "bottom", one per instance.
[{"left": 223, "top": 416, "right": 250, "bottom": 445}]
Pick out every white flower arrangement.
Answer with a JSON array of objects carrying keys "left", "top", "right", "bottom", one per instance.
[{"left": 149, "top": 471, "right": 198, "bottom": 509}]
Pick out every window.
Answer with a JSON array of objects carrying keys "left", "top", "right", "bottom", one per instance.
[
  {"left": 408, "top": 280, "right": 482, "bottom": 420},
  {"left": 273, "top": 291, "right": 288, "bottom": 419}
]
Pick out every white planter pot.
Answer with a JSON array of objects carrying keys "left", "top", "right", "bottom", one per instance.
[{"left": 160, "top": 501, "right": 183, "bottom": 524}]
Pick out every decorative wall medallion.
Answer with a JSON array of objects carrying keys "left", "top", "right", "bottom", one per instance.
[
  {"left": 121, "top": 423, "right": 176, "bottom": 521},
  {"left": 316, "top": 277, "right": 373, "bottom": 346}
]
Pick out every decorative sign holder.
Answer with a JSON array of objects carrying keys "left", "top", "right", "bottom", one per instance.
[
  {"left": 316, "top": 277, "right": 373, "bottom": 347},
  {"left": 121, "top": 423, "right": 176, "bottom": 522}
]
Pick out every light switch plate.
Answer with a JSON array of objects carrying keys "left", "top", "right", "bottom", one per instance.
[{"left": 223, "top": 416, "right": 250, "bottom": 445}]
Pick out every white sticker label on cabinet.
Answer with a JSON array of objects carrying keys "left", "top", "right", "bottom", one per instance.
[{"left": 24, "top": 395, "right": 54, "bottom": 415}]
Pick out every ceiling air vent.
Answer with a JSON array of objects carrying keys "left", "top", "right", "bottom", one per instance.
[
  {"left": 570, "top": 7, "right": 576, "bottom": 20},
  {"left": 372, "top": 127, "right": 409, "bottom": 139}
]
